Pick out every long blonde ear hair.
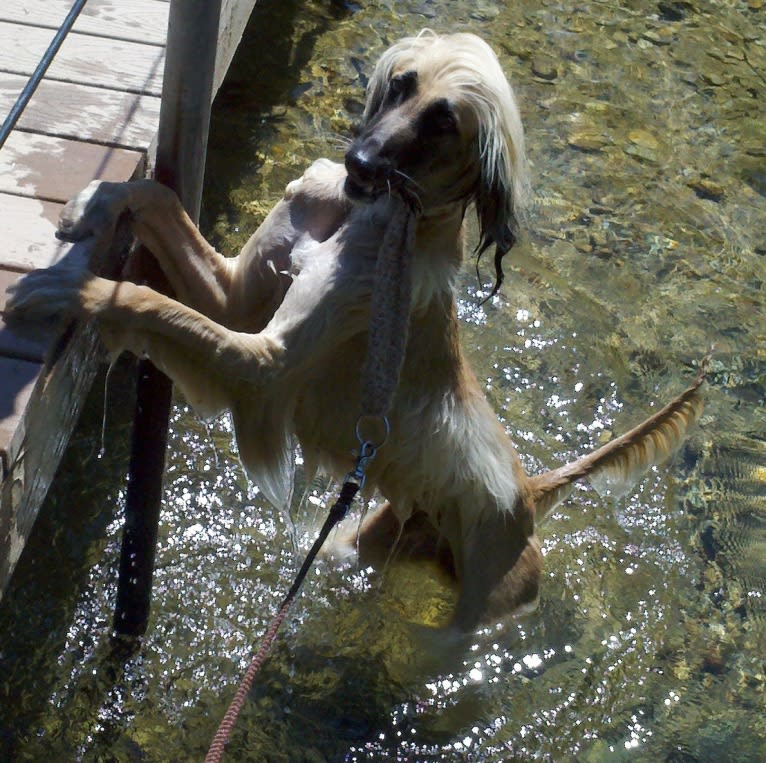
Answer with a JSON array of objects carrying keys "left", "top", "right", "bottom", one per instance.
[{"left": 363, "top": 30, "right": 531, "bottom": 295}]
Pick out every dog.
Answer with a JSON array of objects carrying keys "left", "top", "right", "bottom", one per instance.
[{"left": 5, "top": 31, "right": 703, "bottom": 632}]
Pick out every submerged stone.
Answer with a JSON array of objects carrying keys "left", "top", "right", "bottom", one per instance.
[
  {"left": 624, "top": 129, "right": 660, "bottom": 163},
  {"left": 641, "top": 28, "right": 674, "bottom": 46},
  {"left": 568, "top": 128, "right": 611, "bottom": 152},
  {"left": 531, "top": 54, "right": 559, "bottom": 81},
  {"left": 687, "top": 177, "right": 725, "bottom": 202}
]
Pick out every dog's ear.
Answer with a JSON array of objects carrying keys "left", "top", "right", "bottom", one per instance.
[
  {"left": 474, "top": 150, "right": 520, "bottom": 300},
  {"left": 362, "top": 44, "right": 402, "bottom": 124},
  {"left": 364, "top": 76, "right": 389, "bottom": 123},
  {"left": 475, "top": 167, "right": 518, "bottom": 258}
]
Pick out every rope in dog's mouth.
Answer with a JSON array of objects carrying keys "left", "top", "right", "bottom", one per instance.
[{"left": 205, "top": 197, "right": 416, "bottom": 762}]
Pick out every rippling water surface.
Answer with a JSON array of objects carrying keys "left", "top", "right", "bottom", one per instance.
[{"left": 1, "top": 1, "right": 764, "bottom": 761}]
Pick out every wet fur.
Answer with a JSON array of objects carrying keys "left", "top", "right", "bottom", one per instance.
[{"left": 5, "top": 31, "right": 703, "bottom": 631}]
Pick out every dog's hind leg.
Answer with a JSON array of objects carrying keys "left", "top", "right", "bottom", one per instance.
[
  {"left": 452, "top": 505, "right": 542, "bottom": 631},
  {"left": 347, "top": 503, "right": 450, "bottom": 565}
]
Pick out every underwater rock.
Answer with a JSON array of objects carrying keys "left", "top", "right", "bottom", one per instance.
[
  {"left": 641, "top": 28, "right": 674, "bottom": 46},
  {"left": 624, "top": 129, "right": 660, "bottom": 163},
  {"left": 742, "top": 162, "right": 766, "bottom": 198},
  {"left": 657, "top": 1, "right": 695, "bottom": 21},
  {"left": 687, "top": 177, "right": 725, "bottom": 202},
  {"left": 531, "top": 54, "right": 559, "bottom": 81},
  {"left": 568, "top": 128, "right": 610, "bottom": 152},
  {"left": 700, "top": 68, "right": 728, "bottom": 87}
]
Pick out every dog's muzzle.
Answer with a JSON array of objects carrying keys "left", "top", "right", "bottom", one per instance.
[
  {"left": 344, "top": 146, "right": 397, "bottom": 201},
  {"left": 344, "top": 146, "right": 421, "bottom": 214}
]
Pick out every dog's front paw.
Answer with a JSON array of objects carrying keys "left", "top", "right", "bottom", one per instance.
[
  {"left": 4, "top": 261, "right": 89, "bottom": 322},
  {"left": 285, "top": 159, "right": 347, "bottom": 200},
  {"left": 57, "top": 180, "right": 126, "bottom": 243}
]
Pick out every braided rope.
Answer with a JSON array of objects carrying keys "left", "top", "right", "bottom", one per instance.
[
  {"left": 205, "top": 482, "right": 359, "bottom": 761},
  {"left": 360, "top": 197, "right": 416, "bottom": 418},
  {"left": 205, "top": 199, "right": 416, "bottom": 761},
  {"left": 204, "top": 598, "right": 291, "bottom": 762}
]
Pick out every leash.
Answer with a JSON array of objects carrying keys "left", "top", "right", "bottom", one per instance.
[
  {"left": 205, "top": 440, "right": 379, "bottom": 763},
  {"left": 205, "top": 197, "right": 415, "bottom": 761}
]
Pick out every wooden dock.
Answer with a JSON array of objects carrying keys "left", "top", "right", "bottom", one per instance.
[{"left": 0, "top": 0, "right": 256, "bottom": 599}]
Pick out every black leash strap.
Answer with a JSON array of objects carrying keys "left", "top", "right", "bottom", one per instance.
[{"left": 280, "top": 478, "right": 359, "bottom": 606}]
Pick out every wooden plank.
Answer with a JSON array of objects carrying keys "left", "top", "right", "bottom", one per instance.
[
  {"left": 0, "top": 132, "right": 145, "bottom": 202},
  {"left": 0, "top": 0, "right": 169, "bottom": 46},
  {"left": 0, "top": 356, "right": 41, "bottom": 480},
  {"left": 0, "top": 269, "right": 49, "bottom": 363},
  {"left": 0, "top": 323, "right": 101, "bottom": 593},
  {"left": 0, "top": 22, "right": 165, "bottom": 96},
  {"left": 0, "top": 194, "right": 69, "bottom": 272},
  {"left": 214, "top": 0, "right": 258, "bottom": 93},
  {"left": 0, "top": 74, "right": 161, "bottom": 150},
  {"left": 0, "top": 223, "right": 133, "bottom": 600}
]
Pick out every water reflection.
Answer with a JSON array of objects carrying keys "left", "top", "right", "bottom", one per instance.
[{"left": 1, "top": 0, "right": 765, "bottom": 760}]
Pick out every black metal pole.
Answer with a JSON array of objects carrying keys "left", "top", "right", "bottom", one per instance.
[
  {"left": 113, "top": 0, "right": 222, "bottom": 637},
  {"left": 0, "top": 0, "right": 88, "bottom": 150}
]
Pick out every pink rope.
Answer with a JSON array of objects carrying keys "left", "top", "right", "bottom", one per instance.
[
  {"left": 204, "top": 482, "right": 360, "bottom": 761},
  {"left": 205, "top": 596, "right": 293, "bottom": 763}
]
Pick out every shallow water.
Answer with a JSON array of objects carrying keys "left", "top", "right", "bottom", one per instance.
[{"left": 2, "top": 0, "right": 765, "bottom": 761}]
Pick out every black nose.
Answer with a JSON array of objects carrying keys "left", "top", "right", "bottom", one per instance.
[{"left": 345, "top": 145, "right": 392, "bottom": 188}]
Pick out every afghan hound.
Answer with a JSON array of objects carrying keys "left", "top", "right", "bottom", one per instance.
[{"left": 5, "top": 31, "right": 703, "bottom": 631}]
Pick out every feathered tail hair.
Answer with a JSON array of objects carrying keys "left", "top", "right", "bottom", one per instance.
[{"left": 530, "top": 366, "right": 707, "bottom": 521}]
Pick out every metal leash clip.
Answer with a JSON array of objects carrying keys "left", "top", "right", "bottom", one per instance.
[{"left": 345, "top": 415, "right": 390, "bottom": 490}]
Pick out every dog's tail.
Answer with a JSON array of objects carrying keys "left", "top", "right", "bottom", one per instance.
[{"left": 529, "top": 365, "right": 707, "bottom": 522}]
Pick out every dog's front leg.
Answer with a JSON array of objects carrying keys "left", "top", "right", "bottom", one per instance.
[
  {"left": 8, "top": 268, "right": 280, "bottom": 416},
  {"left": 95, "top": 278, "right": 280, "bottom": 385},
  {"left": 59, "top": 162, "right": 351, "bottom": 332},
  {"left": 58, "top": 179, "right": 238, "bottom": 322}
]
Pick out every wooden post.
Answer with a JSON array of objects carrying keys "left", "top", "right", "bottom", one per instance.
[{"left": 113, "top": 0, "right": 222, "bottom": 637}]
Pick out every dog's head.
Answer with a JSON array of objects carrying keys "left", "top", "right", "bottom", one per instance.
[{"left": 345, "top": 31, "right": 530, "bottom": 279}]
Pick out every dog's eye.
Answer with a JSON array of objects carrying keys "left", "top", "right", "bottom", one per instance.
[
  {"left": 389, "top": 76, "right": 406, "bottom": 97},
  {"left": 387, "top": 70, "right": 417, "bottom": 103},
  {"left": 421, "top": 99, "right": 458, "bottom": 135}
]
